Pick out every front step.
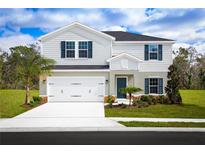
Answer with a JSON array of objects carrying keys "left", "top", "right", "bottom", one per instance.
[{"left": 113, "top": 99, "right": 130, "bottom": 105}]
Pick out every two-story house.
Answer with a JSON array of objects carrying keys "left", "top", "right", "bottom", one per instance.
[{"left": 38, "top": 22, "right": 174, "bottom": 103}]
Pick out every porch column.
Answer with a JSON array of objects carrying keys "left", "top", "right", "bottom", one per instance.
[{"left": 109, "top": 71, "right": 115, "bottom": 96}]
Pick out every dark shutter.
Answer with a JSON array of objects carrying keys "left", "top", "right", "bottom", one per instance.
[
  {"left": 145, "top": 78, "right": 149, "bottom": 94},
  {"left": 158, "top": 78, "right": 163, "bottom": 94},
  {"left": 158, "top": 44, "right": 162, "bottom": 61},
  {"left": 144, "top": 45, "right": 149, "bottom": 60},
  {"left": 88, "top": 41, "right": 92, "bottom": 58},
  {"left": 61, "top": 41, "right": 65, "bottom": 58}
]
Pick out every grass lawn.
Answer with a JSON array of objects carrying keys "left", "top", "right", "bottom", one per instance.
[
  {"left": 0, "top": 90, "right": 39, "bottom": 118},
  {"left": 119, "top": 121, "right": 205, "bottom": 127},
  {"left": 105, "top": 90, "right": 205, "bottom": 118}
]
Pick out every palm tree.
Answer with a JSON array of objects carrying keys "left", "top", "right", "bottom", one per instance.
[
  {"left": 120, "top": 86, "right": 142, "bottom": 106},
  {"left": 9, "top": 45, "right": 55, "bottom": 105}
]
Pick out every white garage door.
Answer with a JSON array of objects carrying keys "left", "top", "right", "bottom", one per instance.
[{"left": 47, "top": 77, "right": 105, "bottom": 102}]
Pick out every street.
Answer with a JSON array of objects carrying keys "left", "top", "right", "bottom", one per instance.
[{"left": 1, "top": 131, "right": 205, "bottom": 145}]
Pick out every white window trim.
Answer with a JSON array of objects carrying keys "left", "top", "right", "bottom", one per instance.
[
  {"left": 149, "top": 78, "right": 159, "bottom": 94},
  {"left": 148, "top": 44, "right": 158, "bottom": 60},
  {"left": 78, "top": 41, "right": 89, "bottom": 59},
  {"left": 65, "top": 41, "right": 75, "bottom": 59},
  {"left": 63, "top": 40, "right": 91, "bottom": 59}
]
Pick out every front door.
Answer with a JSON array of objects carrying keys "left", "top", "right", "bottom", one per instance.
[{"left": 117, "top": 77, "right": 127, "bottom": 98}]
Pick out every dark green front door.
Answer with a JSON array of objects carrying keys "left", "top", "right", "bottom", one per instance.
[{"left": 117, "top": 78, "right": 127, "bottom": 98}]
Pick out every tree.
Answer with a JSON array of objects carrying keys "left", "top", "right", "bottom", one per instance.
[
  {"left": 196, "top": 54, "right": 205, "bottom": 89},
  {"left": 165, "top": 64, "right": 182, "bottom": 104},
  {"left": 0, "top": 49, "right": 7, "bottom": 88},
  {"left": 173, "top": 47, "right": 198, "bottom": 89},
  {"left": 120, "top": 86, "right": 142, "bottom": 106},
  {"left": 9, "top": 45, "right": 55, "bottom": 105}
]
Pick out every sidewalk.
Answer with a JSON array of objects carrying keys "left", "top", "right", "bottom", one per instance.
[
  {"left": 109, "top": 117, "right": 205, "bottom": 122},
  {"left": 1, "top": 126, "right": 205, "bottom": 132},
  {"left": 0, "top": 117, "right": 123, "bottom": 130}
]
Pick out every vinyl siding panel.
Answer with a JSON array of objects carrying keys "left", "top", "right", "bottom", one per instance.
[
  {"left": 41, "top": 27, "right": 111, "bottom": 65},
  {"left": 110, "top": 58, "right": 139, "bottom": 70},
  {"left": 112, "top": 43, "right": 173, "bottom": 72},
  {"left": 134, "top": 71, "right": 168, "bottom": 95},
  {"left": 109, "top": 70, "right": 167, "bottom": 96}
]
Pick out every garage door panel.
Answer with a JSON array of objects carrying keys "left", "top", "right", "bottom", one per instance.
[
  {"left": 47, "top": 77, "right": 105, "bottom": 102},
  {"left": 48, "top": 86, "right": 70, "bottom": 101}
]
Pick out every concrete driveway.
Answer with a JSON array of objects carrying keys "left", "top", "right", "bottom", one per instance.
[
  {"left": 16, "top": 102, "right": 105, "bottom": 118},
  {"left": 0, "top": 102, "right": 123, "bottom": 130}
]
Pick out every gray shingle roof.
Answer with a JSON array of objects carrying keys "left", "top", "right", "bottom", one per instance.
[
  {"left": 53, "top": 65, "right": 109, "bottom": 70},
  {"left": 102, "top": 31, "right": 174, "bottom": 41}
]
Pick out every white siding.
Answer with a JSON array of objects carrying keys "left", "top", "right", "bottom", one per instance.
[
  {"left": 41, "top": 26, "right": 111, "bottom": 65},
  {"left": 112, "top": 42, "right": 173, "bottom": 72},
  {"left": 110, "top": 58, "right": 139, "bottom": 70}
]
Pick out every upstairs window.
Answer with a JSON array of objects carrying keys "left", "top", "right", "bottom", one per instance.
[
  {"left": 61, "top": 41, "right": 92, "bottom": 59},
  {"left": 149, "top": 44, "right": 158, "bottom": 60},
  {"left": 78, "top": 41, "right": 88, "bottom": 58},
  {"left": 144, "top": 44, "right": 162, "bottom": 61},
  {"left": 65, "top": 41, "right": 75, "bottom": 58}
]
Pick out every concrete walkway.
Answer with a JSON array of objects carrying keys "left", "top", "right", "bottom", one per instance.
[{"left": 109, "top": 117, "right": 205, "bottom": 122}]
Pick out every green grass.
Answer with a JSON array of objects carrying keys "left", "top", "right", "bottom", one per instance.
[
  {"left": 119, "top": 121, "right": 205, "bottom": 127},
  {"left": 0, "top": 90, "right": 39, "bottom": 118},
  {"left": 105, "top": 90, "right": 205, "bottom": 118},
  {"left": 1, "top": 89, "right": 205, "bottom": 119}
]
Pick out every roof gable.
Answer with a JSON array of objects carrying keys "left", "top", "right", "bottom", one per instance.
[
  {"left": 38, "top": 22, "right": 115, "bottom": 41},
  {"left": 107, "top": 53, "right": 143, "bottom": 62}
]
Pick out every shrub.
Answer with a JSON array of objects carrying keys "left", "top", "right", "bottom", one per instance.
[
  {"left": 149, "top": 95, "right": 158, "bottom": 104},
  {"left": 29, "top": 100, "right": 38, "bottom": 107},
  {"left": 132, "top": 99, "right": 141, "bottom": 106},
  {"left": 132, "top": 99, "right": 150, "bottom": 108},
  {"left": 165, "top": 64, "right": 182, "bottom": 104},
  {"left": 121, "top": 103, "right": 128, "bottom": 109},
  {"left": 32, "top": 96, "right": 42, "bottom": 103},
  {"left": 106, "top": 95, "right": 115, "bottom": 108},
  {"left": 162, "top": 96, "right": 171, "bottom": 104},
  {"left": 104, "top": 95, "right": 115, "bottom": 103},
  {"left": 29, "top": 96, "right": 42, "bottom": 107},
  {"left": 140, "top": 95, "right": 152, "bottom": 104},
  {"left": 157, "top": 95, "right": 170, "bottom": 104}
]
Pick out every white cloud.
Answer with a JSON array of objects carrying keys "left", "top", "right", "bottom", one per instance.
[
  {"left": 173, "top": 42, "right": 205, "bottom": 54},
  {"left": 112, "top": 8, "right": 147, "bottom": 26},
  {"left": 0, "top": 8, "right": 205, "bottom": 54},
  {"left": 101, "top": 25, "right": 127, "bottom": 31},
  {"left": 173, "top": 42, "right": 191, "bottom": 50},
  {"left": 0, "top": 34, "right": 35, "bottom": 51},
  {"left": 193, "top": 43, "right": 205, "bottom": 54}
]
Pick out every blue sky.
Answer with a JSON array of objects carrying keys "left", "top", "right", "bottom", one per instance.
[{"left": 0, "top": 8, "right": 205, "bottom": 53}]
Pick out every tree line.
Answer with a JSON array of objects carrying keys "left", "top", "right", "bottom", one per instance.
[
  {"left": 170, "top": 47, "right": 205, "bottom": 90},
  {"left": 165, "top": 47, "right": 205, "bottom": 104}
]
